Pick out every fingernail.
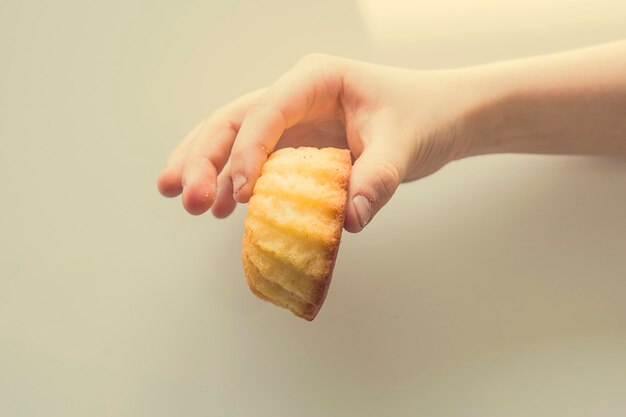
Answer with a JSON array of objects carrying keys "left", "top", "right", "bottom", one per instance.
[
  {"left": 232, "top": 174, "right": 247, "bottom": 196},
  {"left": 353, "top": 195, "right": 372, "bottom": 229}
]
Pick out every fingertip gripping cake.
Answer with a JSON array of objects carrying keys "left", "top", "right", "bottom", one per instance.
[{"left": 242, "top": 147, "right": 351, "bottom": 320}]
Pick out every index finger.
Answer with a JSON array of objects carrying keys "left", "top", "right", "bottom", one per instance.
[{"left": 229, "top": 54, "right": 345, "bottom": 203}]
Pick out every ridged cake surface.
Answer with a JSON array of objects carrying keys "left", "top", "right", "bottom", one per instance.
[{"left": 242, "top": 147, "right": 351, "bottom": 320}]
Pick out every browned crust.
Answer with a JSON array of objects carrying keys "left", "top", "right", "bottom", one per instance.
[
  {"left": 243, "top": 238, "right": 327, "bottom": 303},
  {"left": 241, "top": 147, "right": 351, "bottom": 321},
  {"left": 243, "top": 251, "right": 318, "bottom": 320}
]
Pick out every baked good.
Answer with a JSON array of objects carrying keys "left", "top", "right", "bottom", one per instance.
[{"left": 242, "top": 146, "right": 351, "bottom": 320}]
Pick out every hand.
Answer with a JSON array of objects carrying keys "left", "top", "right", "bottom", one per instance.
[{"left": 157, "top": 54, "right": 475, "bottom": 232}]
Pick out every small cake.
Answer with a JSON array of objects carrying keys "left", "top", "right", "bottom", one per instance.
[{"left": 242, "top": 147, "right": 351, "bottom": 320}]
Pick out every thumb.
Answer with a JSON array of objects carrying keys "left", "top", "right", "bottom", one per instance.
[{"left": 344, "top": 142, "right": 405, "bottom": 233}]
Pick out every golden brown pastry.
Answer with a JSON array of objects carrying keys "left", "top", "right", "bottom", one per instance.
[{"left": 242, "top": 147, "right": 351, "bottom": 320}]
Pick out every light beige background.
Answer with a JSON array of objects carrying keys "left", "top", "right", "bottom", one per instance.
[{"left": 1, "top": 1, "right": 626, "bottom": 416}]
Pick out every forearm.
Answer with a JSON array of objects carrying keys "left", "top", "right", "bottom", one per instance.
[{"left": 459, "top": 41, "right": 626, "bottom": 158}]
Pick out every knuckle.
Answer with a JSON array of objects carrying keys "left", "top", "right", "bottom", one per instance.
[
  {"left": 229, "top": 146, "right": 247, "bottom": 163},
  {"left": 295, "top": 52, "right": 331, "bottom": 68},
  {"left": 230, "top": 141, "right": 267, "bottom": 174},
  {"left": 244, "top": 94, "right": 287, "bottom": 127},
  {"left": 209, "top": 109, "right": 239, "bottom": 132},
  {"left": 245, "top": 94, "right": 276, "bottom": 118},
  {"left": 221, "top": 119, "right": 239, "bottom": 136},
  {"left": 371, "top": 162, "right": 401, "bottom": 202},
  {"left": 198, "top": 154, "right": 219, "bottom": 171},
  {"left": 247, "top": 93, "right": 269, "bottom": 111}
]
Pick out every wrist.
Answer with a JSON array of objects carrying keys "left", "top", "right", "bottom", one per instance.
[{"left": 446, "top": 66, "right": 507, "bottom": 160}]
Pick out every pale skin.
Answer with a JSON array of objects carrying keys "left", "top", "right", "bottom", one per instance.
[{"left": 157, "top": 41, "right": 626, "bottom": 232}]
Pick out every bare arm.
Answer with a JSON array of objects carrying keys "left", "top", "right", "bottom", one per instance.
[
  {"left": 461, "top": 41, "right": 626, "bottom": 158},
  {"left": 158, "top": 41, "right": 626, "bottom": 231}
]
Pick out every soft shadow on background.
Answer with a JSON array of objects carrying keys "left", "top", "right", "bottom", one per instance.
[{"left": 1, "top": 1, "right": 625, "bottom": 416}]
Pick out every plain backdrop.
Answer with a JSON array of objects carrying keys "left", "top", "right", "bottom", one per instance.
[{"left": 1, "top": 1, "right": 626, "bottom": 416}]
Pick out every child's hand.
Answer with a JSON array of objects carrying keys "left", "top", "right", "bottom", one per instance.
[{"left": 157, "top": 54, "right": 473, "bottom": 232}]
